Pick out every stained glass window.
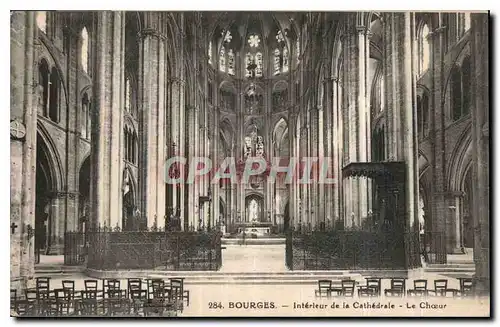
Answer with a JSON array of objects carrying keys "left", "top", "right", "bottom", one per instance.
[
  {"left": 125, "top": 78, "right": 131, "bottom": 112},
  {"left": 245, "top": 53, "right": 253, "bottom": 78},
  {"left": 208, "top": 41, "right": 212, "bottom": 64},
  {"left": 276, "top": 30, "right": 285, "bottom": 44},
  {"left": 255, "top": 52, "right": 263, "bottom": 77},
  {"left": 296, "top": 37, "right": 300, "bottom": 65},
  {"left": 223, "top": 31, "right": 232, "bottom": 43},
  {"left": 81, "top": 27, "right": 89, "bottom": 73},
  {"left": 283, "top": 47, "right": 289, "bottom": 73},
  {"left": 464, "top": 13, "right": 471, "bottom": 31},
  {"left": 37, "top": 11, "right": 47, "bottom": 33},
  {"left": 219, "top": 46, "right": 226, "bottom": 72},
  {"left": 419, "top": 24, "right": 430, "bottom": 75},
  {"left": 228, "top": 49, "right": 235, "bottom": 76},
  {"left": 248, "top": 34, "right": 261, "bottom": 48},
  {"left": 274, "top": 49, "right": 281, "bottom": 76}
]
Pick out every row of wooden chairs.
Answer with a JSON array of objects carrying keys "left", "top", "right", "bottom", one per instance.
[
  {"left": 315, "top": 279, "right": 357, "bottom": 298},
  {"left": 11, "top": 277, "right": 190, "bottom": 317},
  {"left": 315, "top": 277, "right": 475, "bottom": 298}
]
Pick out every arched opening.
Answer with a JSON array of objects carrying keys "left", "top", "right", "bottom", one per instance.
[
  {"left": 81, "top": 27, "right": 89, "bottom": 73},
  {"left": 461, "top": 56, "right": 471, "bottom": 116},
  {"left": 49, "top": 67, "right": 60, "bottom": 122},
  {"left": 272, "top": 82, "right": 288, "bottom": 112},
  {"left": 283, "top": 201, "right": 290, "bottom": 232},
  {"left": 372, "top": 126, "right": 385, "bottom": 161},
  {"left": 451, "top": 65, "right": 462, "bottom": 121},
  {"left": 38, "top": 59, "right": 50, "bottom": 117},
  {"left": 78, "top": 156, "right": 90, "bottom": 232},
  {"left": 122, "top": 169, "right": 137, "bottom": 231},
  {"left": 36, "top": 11, "right": 47, "bottom": 33},
  {"left": 462, "top": 166, "right": 474, "bottom": 248},
  {"left": 35, "top": 134, "right": 56, "bottom": 259},
  {"left": 418, "top": 22, "right": 430, "bottom": 75},
  {"left": 245, "top": 194, "right": 264, "bottom": 223},
  {"left": 81, "top": 93, "right": 89, "bottom": 138}
]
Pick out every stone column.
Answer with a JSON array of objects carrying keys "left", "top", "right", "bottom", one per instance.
[
  {"left": 309, "top": 105, "right": 319, "bottom": 229},
  {"left": 137, "top": 14, "right": 168, "bottom": 229},
  {"left": 470, "top": 12, "right": 489, "bottom": 294},
  {"left": 65, "top": 26, "right": 83, "bottom": 238},
  {"left": 382, "top": 13, "right": 420, "bottom": 268},
  {"left": 422, "top": 14, "right": 449, "bottom": 246},
  {"left": 323, "top": 77, "right": 333, "bottom": 227},
  {"left": 186, "top": 105, "right": 198, "bottom": 229},
  {"left": 288, "top": 112, "right": 297, "bottom": 230},
  {"left": 90, "top": 11, "right": 125, "bottom": 230},
  {"left": 11, "top": 11, "right": 37, "bottom": 290},
  {"left": 49, "top": 193, "right": 65, "bottom": 254},
  {"left": 330, "top": 77, "right": 341, "bottom": 223}
]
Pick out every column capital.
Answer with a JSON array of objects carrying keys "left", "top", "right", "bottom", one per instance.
[
  {"left": 50, "top": 191, "right": 80, "bottom": 200},
  {"left": 428, "top": 26, "right": 447, "bottom": 39},
  {"left": 435, "top": 191, "right": 465, "bottom": 199},
  {"left": 137, "top": 28, "right": 167, "bottom": 41},
  {"left": 169, "top": 77, "right": 185, "bottom": 86},
  {"left": 355, "top": 25, "right": 368, "bottom": 35}
]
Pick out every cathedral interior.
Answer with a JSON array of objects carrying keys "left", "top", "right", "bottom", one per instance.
[{"left": 10, "top": 11, "right": 489, "bottom": 293}]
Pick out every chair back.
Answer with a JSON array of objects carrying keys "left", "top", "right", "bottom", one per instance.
[
  {"left": 341, "top": 279, "right": 356, "bottom": 297},
  {"left": 170, "top": 279, "right": 183, "bottom": 301},
  {"left": 128, "top": 278, "right": 142, "bottom": 290},
  {"left": 25, "top": 289, "right": 38, "bottom": 301},
  {"left": 36, "top": 277, "right": 50, "bottom": 288},
  {"left": 414, "top": 279, "right": 428, "bottom": 290},
  {"left": 391, "top": 278, "right": 405, "bottom": 292},
  {"left": 36, "top": 277, "right": 50, "bottom": 297},
  {"left": 460, "top": 278, "right": 474, "bottom": 295},
  {"left": 366, "top": 278, "right": 380, "bottom": 288},
  {"left": 318, "top": 279, "right": 332, "bottom": 291},
  {"left": 84, "top": 279, "right": 98, "bottom": 291},
  {"left": 10, "top": 289, "right": 17, "bottom": 311},
  {"left": 434, "top": 279, "right": 448, "bottom": 290},
  {"left": 62, "top": 280, "right": 75, "bottom": 291}
]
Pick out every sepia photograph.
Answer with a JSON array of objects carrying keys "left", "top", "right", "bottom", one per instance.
[{"left": 9, "top": 9, "right": 490, "bottom": 318}]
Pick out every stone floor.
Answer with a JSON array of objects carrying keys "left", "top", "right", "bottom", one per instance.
[{"left": 220, "top": 244, "right": 287, "bottom": 272}]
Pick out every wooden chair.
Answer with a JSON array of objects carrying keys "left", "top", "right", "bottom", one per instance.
[
  {"left": 130, "top": 289, "right": 148, "bottom": 316},
  {"left": 384, "top": 278, "right": 406, "bottom": 297},
  {"left": 127, "top": 278, "right": 142, "bottom": 298},
  {"left": 330, "top": 280, "right": 343, "bottom": 297},
  {"left": 431, "top": 279, "right": 448, "bottom": 297},
  {"left": 78, "top": 290, "right": 98, "bottom": 316},
  {"left": 22, "top": 289, "right": 39, "bottom": 316},
  {"left": 315, "top": 280, "right": 332, "bottom": 298},
  {"left": 408, "top": 279, "right": 428, "bottom": 296},
  {"left": 146, "top": 279, "right": 164, "bottom": 300},
  {"left": 10, "top": 289, "right": 18, "bottom": 315},
  {"left": 341, "top": 279, "right": 356, "bottom": 297},
  {"left": 170, "top": 279, "right": 184, "bottom": 312},
  {"left": 358, "top": 278, "right": 381, "bottom": 297},
  {"left": 170, "top": 278, "right": 189, "bottom": 307},
  {"left": 459, "top": 278, "right": 475, "bottom": 297},
  {"left": 84, "top": 279, "right": 98, "bottom": 292}
]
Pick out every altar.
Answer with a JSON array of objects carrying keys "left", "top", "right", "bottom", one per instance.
[{"left": 236, "top": 222, "right": 273, "bottom": 237}]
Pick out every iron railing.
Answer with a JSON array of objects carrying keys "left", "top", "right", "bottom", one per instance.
[
  {"left": 65, "top": 230, "right": 222, "bottom": 271},
  {"left": 285, "top": 230, "right": 422, "bottom": 270},
  {"left": 422, "top": 232, "right": 447, "bottom": 264}
]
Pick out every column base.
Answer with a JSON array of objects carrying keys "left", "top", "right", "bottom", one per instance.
[{"left": 473, "top": 276, "right": 490, "bottom": 296}]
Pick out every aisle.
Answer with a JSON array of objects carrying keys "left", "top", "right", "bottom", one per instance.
[{"left": 219, "top": 244, "right": 287, "bottom": 272}]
